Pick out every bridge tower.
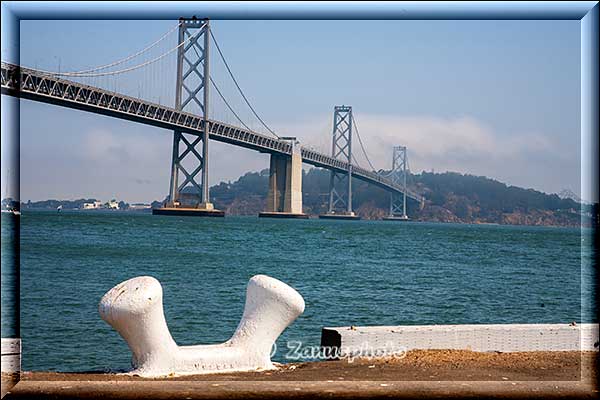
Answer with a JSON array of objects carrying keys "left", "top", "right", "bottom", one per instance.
[
  {"left": 155, "top": 17, "right": 223, "bottom": 217},
  {"left": 319, "top": 105, "right": 360, "bottom": 220},
  {"left": 387, "top": 145, "right": 409, "bottom": 220}
]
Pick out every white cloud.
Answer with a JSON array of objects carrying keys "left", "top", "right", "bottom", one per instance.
[
  {"left": 82, "top": 129, "right": 164, "bottom": 165},
  {"left": 272, "top": 113, "right": 575, "bottom": 195}
]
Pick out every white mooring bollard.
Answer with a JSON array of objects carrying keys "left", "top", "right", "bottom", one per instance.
[{"left": 99, "top": 275, "right": 305, "bottom": 377}]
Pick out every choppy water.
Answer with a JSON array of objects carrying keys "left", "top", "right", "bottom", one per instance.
[{"left": 7, "top": 211, "right": 594, "bottom": 371}]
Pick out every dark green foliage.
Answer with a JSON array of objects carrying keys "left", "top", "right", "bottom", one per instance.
[
  {"left": 416, "top": 171, "right": 579, "bottom": 212},
  {"left": 210, "top": 170, "right": 269, "bottom": 209},
  {"left": 207, "top": 169, "right": 583, "bottom": 222}
]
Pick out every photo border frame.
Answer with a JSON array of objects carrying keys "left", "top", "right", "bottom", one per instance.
[{"left": 1, "top": 1, "right": 598, "bottom": 397}]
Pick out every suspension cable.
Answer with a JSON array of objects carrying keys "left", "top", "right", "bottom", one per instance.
[
  {"left": 351, "top": 153, "right": 364, "bottom": 169},
  {"left": 210, "top": 77, "right": 253, "bottom": 131},
  {"left": 77, "top": 22, "right": 181, "bottom": 75},
  {"left": 209, "top": 29, "right": 280, "bottom": 139},
  {"left": 29, "top": 22, "right": 180, "bottom": 76},
  {"left": 35, "top": 22, "right": 204, "bottom": 77},
  {"left": 188, "top": 38, "right": 254, "bottom": 132},
  {"left": 351, "top": 113, "right": 377, "bottom": 172}
]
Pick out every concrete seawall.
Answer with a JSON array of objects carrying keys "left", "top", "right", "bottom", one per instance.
[{"left": 321, "top": 323, "right": 600, "bottom": 356}]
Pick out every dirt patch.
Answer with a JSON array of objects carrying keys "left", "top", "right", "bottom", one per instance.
[
  {"left": 19, "top": 350, "right": 597, "bottom": 382},
  {"left": 6, "top": 352, "right": 598, "bottom": 399}
]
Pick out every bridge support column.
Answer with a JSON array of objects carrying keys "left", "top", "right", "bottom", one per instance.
[
  {"left": 259, "top": 140, "right": 307, "bottom": 219},
  {"left": 384, "top": 146, "right": 410, "bottom": 221},
  {"left": 153, "top": 17, "right": 223, "bottom": 217},
  {"left": 319, "top": 105, "right": 360, "bottom": 220}
]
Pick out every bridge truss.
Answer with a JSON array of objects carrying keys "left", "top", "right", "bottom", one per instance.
[
  {"left": 327, "top": 105, "right": 354, "bottom": 214},
  {"left": 389, "top": 146, "right": 408, "bottom": 217},
  {"left": 169, "top": 18, "right": 210, "bottom": 207},
  {"left": 1, "top": 61, "right": 424, "bottom": 205}
]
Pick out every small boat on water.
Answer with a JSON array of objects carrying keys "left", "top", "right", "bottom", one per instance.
[
  {"left": 2, "top": 169, "right": 20, "bottom": 215},
  {"left": 1, "top": 208, "right": 20, "bottom": 216},
  {"left": 57, "top": 205, "right": 63, "bottom": 213}
]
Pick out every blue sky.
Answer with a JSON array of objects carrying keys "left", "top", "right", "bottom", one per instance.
[{"left": 6, "top": 19, "right": 582, "bottom": 203}]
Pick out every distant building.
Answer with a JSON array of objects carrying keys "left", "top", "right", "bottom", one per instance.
[
  {"left": 129, "top": 203, "right": 151, "bottom": 210},
  {"left": 83, "top": 201, "right": 103, "bottom": 210},
  {"left": 107, "top": 200, "right": 119, "bottom": 210}
]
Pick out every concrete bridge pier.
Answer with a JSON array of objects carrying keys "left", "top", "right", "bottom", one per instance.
[{"left": 259, "top": 140, "right": 307, "bottom": 219}]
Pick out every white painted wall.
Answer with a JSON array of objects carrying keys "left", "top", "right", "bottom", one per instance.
[{"left": 324, "top": 323, "right": 599, "bottom": 358}]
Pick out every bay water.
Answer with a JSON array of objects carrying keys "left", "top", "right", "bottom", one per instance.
[{"left": 11, "top": 211, "right": 592, "bottom": 371}]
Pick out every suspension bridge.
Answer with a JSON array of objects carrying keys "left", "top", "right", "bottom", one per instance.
[{"left": 1, "top": 18, "right": 424, "bottom": 219}]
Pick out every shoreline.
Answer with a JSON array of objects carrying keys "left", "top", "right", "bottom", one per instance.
[{"left": 12, "top": 209, "right": 587, "bottom": 229}]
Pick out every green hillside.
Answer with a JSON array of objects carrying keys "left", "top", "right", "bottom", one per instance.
[{"left": 208, "top": 168, "right": 585, "bottom": 227}]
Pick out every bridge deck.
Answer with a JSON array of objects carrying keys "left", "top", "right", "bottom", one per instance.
[{"left": 1, "top": 62, "right": 423, "bottom": 203}]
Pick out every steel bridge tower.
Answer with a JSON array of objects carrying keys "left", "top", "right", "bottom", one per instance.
[
  {"left": 319, "top": 105, "right": 359, "bottom": 220},
  {"left": 157, "top": 17, "right": 222, "bottom": 216},
  {"left": 388, "top": 145, "right": 408, "bottom": 219}
]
